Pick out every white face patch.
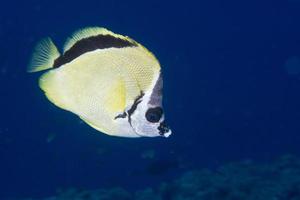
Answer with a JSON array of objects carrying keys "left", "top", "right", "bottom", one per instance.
[
  {"left": 114, "top": 73, "right": 171, "bottom": 137},
  {"left": 126, "top": 73, "right": 171, "bottom": 137},
  {"left": 129, "top": 96, "right": 165, "bottom": 137}
]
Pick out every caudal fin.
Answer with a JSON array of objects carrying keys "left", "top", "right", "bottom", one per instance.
[{"left": 27, "top": 38, "right": 60, "bottom": 73}]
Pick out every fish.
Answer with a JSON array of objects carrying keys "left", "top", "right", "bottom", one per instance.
[{"left": 28, "top": 27, "right": 171, "bottom": 138}]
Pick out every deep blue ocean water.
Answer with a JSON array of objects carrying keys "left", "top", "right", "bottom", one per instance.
[{"left": 1, "top": 0, "right": 300, "bottom": 199}]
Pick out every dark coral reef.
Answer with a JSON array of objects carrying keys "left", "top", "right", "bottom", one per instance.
[{"left": 24, "top": 155, "right": 300, "bottom": 200}]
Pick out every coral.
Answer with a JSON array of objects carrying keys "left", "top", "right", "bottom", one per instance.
[
  {"left": 135, "top": 188, "right": 162, "bottom": 200},
  {"left": 41, "top": 187, "right": 132, "bottom": 200},
  {"left": 20, "top": 155, "right": 300, "bottom": 200}
]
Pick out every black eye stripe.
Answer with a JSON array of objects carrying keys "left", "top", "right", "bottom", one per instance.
[{"left": 146, "top": 107, "right": 163, "bottom": 123}]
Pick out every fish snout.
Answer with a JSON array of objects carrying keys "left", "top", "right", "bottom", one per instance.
[{"left": 158, "top": 121, "right": 171, "bottom": 137}]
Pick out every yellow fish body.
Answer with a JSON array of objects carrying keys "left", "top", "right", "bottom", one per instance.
[{"left": 28, "top": 27, "right": 171, "bottom": 138}]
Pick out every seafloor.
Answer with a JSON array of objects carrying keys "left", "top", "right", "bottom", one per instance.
[{"left": 22, "top": 155, "right": 300, "bottom": 200}]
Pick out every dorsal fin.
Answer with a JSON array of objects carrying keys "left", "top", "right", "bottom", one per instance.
[
  {"left": 63, "top": 27, "right": 134, "bottom": 53},
  {"left": 51, "top": 27, "right": 139, "bottom": 68}
]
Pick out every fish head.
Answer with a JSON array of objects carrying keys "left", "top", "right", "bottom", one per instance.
[
  {"left": 129, "top": 73, "right": 171, "bottom": 137},
  {"left": 130, "top": 104, "right": 171, "bottom": 138}
]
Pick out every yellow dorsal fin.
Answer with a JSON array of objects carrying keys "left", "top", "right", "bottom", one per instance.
[
  {"left": 63, "top": 27, "right": 133, "bottom": 53},
  {"left": 28, "top": 38, "right": 60, "bottom": 73}
]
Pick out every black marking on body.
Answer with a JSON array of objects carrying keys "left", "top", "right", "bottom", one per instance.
[
  {"left": 53, "top": 34, "right": 137, "bottom": 68},
  {"left": 149, "top": 73, "right": 163, "bottom": 105},
  {"left": 114, "top": 112, "right": 127, "bottom": 119},
  {"left": 128, "top": 92, "right": 144, "bottom": 125},
  {"left": 145, "top": 107, "right": 163, "bottom": 123}
]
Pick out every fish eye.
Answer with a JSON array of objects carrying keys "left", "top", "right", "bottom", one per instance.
[{"left": 146, "top": 107, "right": 163, "bottom": 123}]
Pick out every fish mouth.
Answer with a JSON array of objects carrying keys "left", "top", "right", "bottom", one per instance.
[{"left": 158, "top": 121, "right": 171, "bottom": 137}]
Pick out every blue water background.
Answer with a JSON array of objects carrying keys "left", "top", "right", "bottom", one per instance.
[{"left": 1, "top": 0, "right": 300, "bottom": 198}]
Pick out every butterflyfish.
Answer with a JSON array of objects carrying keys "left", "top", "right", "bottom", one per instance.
[{"left": 28, "top": 27, "right": 171, "bottom": 138}]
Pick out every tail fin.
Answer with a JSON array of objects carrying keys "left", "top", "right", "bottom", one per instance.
[{"left": 27, "top": 37, "right": 60, "bottom": 73}]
